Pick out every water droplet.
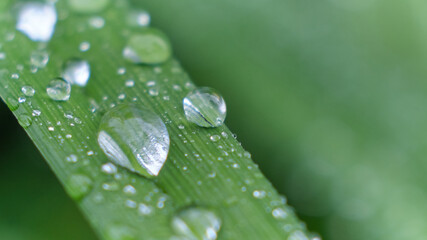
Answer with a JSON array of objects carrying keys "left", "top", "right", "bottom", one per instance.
[
  {"left": 62, "top": 59, "right": 91, "bottom": 86},
  {"left": 101, "top": 162, "right": 117, "bottom": 174},
  {"left": 32, "top": 109, "right": 41, "bottom": 116},
  {"left": 127, "top": 10, "right": 150, "bottom": 27},
  {"left": 65, "top": 174, "right": 93, "bottom": 200},
  {"left": 138, "top": 203, "right": 153, "bottom": 215},
  {"left": 16, "top": 3, "right": 57, "bottom": 42},
  {"left": 21, "top": 86, "right": 35, "bottom": 97},
  {"left": 123, "top": 185, "right": 136, "bottom": 195},
  {"left": 102, "top": 181, "right": 119, "bottom": 191},
  {"left": 123, "top": 29, "right": 171, "bottom": 64},
  {"left": 67, "top": 0, "right": 110, "bottom": 14},
  {"left": 66, "top": 154, "right": 78, "bottom": 163},
  {"left": 6, "top": 97, "right": 19, "bottom": 111},
  {"left": 253, "top": 190, "right": 266, "bottom": 199},
  {"left": 18, "top": 114, "right": 32, "bottom": 128},
  {"left": 210, "top": 135, "right": 220, "bottom": 142},
  {"left": 125, "top": 199, "right": 137, "bottom": 208},
  {"left": 272, "top": 208, "right": 287, "bottom": 219},
  {"left": 89, "top": 16, "right": 105, "bottom": 29},
  {"left": 125, "top": 79, "right": 134, "bottom": 87},
  {"left": 30, "top": 50, "right": 49, "bottom": 68},
  {"left": 172, "top": 207, "right": 221, "bottom": 240},
  {"left": 97, "top": 104, "right": 170, "bottom": 178},
  {"left": 79, "top": 41, "right": 90, "bottom": 52},
  {"left": 183, "top": 87, "right": 226, "bottom": 128},
  {"left": 46, "top": 78, "right": 71, "bottom": 101}
]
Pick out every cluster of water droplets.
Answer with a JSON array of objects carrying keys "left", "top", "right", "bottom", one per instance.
[{"left": 2, "top": 0, "right": 321, "bottom": 239}]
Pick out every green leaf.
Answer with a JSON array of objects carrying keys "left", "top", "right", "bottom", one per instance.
[{"left": 0, "top": 1, "right": 311, "bottom": 239}]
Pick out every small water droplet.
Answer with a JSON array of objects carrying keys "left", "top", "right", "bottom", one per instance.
[
  {"left": 123, "top": 29, "right": 171, "bottom": 64},
  {"left": 117, "top": 67, "right": 126, "bottom": 75},
  {"left": 253, "top": 190, "right": 266, "bottom": 199},
  {"left": 97, "top": 104, "right": 170, "bottom": 178},
  {"left": 62, "top": 59, "right": 91, "bottom": 86},
  {"left": 79, "top": 41, "right": 91, "bottom": 52},
  {"left": 210, "top": 135, "right": 220, "bottom": 142},
  {"left": 172, "top": 207, "right": 221, "bottom": 240},
  {"left": 21, "top": 86, "right": 35, "bottom": 97},
  {"left": 32, "top": 109, "right": 41, "bottom": 116},
  {"left": 183, "top": 87, "right": 226, "bottom": 128},
  {"left": 148, "top": 88, "right": 159, "bottom": 96},
  {"left": 101, "top": 162, "right": 117, "bottom": 174},
  {"left": 125, "top": 79, "right": 134, "bottom": 87},
  {"left": 127, "top": 10, "right": 150, "bottom": 27},
  {"left": 6, "top": 97, "right": 19, "bottom": 111},
  {"left": 123, "top": 185, "right": 136, "bottom": 195},
  {"left": 66, "top": 154, "right": 78, "bottom": 163},
  {"left": 89, "top": 16, "right": 105, "bottom": 29},
  {"left": 138, "top": 203, "right": 153, "bottom": 215},
  {"left": 18, "top": 97, "right": 26, "bottom": 103},
  {"left": 16, "top": 3, "right": 57, "bottom": 42},
  {"left": 46, "top": 78, "right": 71, "bottom": 101},
  {"left": 18, "top": 114, "right": 32, "bottom": 128},
  {"left": 102, "top": 181, "right": 119, "bottom": 191},
  {"left": 30, "top": 49, "right": 49, "bottom": 68},
  {"left": 65, "top": 174, "right": 93, "bottom": 200},
  {"left": 67, "top": 0, "right": 111, "bottom": 14},
  {"left": 272, "top": 208, "right": 287, "bottom": 219},
  {"left": 125, "top": 199, "right": 137, "bottom": 208}
]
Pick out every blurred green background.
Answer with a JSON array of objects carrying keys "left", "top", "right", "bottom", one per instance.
[{"left": 2, "top": 0, "right": 427, "bottom": 239}]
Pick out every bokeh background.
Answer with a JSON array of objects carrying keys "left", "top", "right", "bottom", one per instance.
[{"left": 2, "top": 0, "right": 427, "bottom": 239}]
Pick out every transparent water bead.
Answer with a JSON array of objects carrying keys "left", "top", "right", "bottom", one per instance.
[
  {"left": 172, "top": 207, "right": 221, "bottom": 240},
  {"left": 18, "top": 114, "right": 32, "bottom": 128},
  {"left": 46, "top": 78, "right": 71, "bottom": 101},
  {"left": 21, "top": 86, "right": 35, "bottom": 97},
  {"left": 123, "top": 29, "right": 171, "bottom": 64},
  {"left": 65, "top": 174, "right": 93, "bottom": 200},
  {"left": 127, "top": 10, "right": 151, "bottom": 27},
  {"left": 183, "top": 87, "right": 226, "bottom": 128},
  {"left": 16, "top": 2, "right": 57, "bottom": 42},
  {"left": 62, "top": 59, "right": 91, "bottom": 86},
  {"left": 30, "top": 50, "right": 49, "bottom": 68},
  {"left": 97, "top": 104, "right": 170, "bottom": 178},
  {"left": 67, "top": 0, "right": 110, "bottom": 14}
]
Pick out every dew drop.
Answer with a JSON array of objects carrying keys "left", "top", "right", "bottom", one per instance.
[
  {"left": 18, "top": 114, "right": 32, "bottom": 128},
  {"left": 32, "top": 109, "right": 41, "bottom": 116},
  {"left": 253, "top": 190, "right": 266, "bottom": 199},
  {"left": 210, "top": 135, "right": 220, "bottom": 142},
  {"left": 62, "top": 59, "right": 91, "bottom": 86},
  {"left": 138, "top": 203, "right": 153, "bottom": 215},
  {"left": 66, "top": 154, "right": 78, "bottom": 163},
  {"left": 30, "top": 50, "right": 49, "bottom": 68},
  {"left": 46, "top": 78, "right": 71, "bottom": 101},
  {"left": 6, "top": 97, "right": 19, "bottom": 111},
  {"left": 89, "top": 16, "right": 105, "bottom": 29},
  {"left": 123, "top": 185, "right": 136, "bottom": 195},
  {"left": 101, "top": 162, "right": 117, "bottom": 174},
  {"left": 67, "top": 0, "right": 110, "bottom": 14},
  {"left": 183, "top": 87, "right": 226, "bottom": 128},
  {"left": 16, "top": 2, "right": 57, "bottom": 42},
  {"left": 21, "top": 85, "right": 35, "bottom": 97},
  {"left": 79, "top": 41, "right": 90, "bottom": 52},
  {"left": 97, "top": 104, "right": 170, "bottom": 178},
  {"left": 18, "top": 97, "right": 26, "bottom": 103},
  {"left": 65, "top": 174, "right": 93, "bottom": 200},
  {"left": 272, "top": 208, "right": 287, "bottom": 219},
  {"left": 172, "top": 207, "right": 221, "bottom": 240},
  {"left": 123, "top": 29, "right": 171, "bottom": 65}
]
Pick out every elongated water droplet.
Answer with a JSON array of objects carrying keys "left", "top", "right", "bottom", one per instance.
[
  {"left": 123, "top": 29, "right": 171, "bottom": 64},
  {"left": 18, "top": 114, "right": 32, "bottom": 128},
  {"left": 183, "top": 87, "right": 226, "bottom": 128},
  {"left": 6, "top": 97, "right": 19, "bottom": 111},
  {"left": 62, "top": 59, "right": 91, "bottom": 86},
  {"left": 16, "top": 2, "right": 57, "bottom": 42},
  {"left": 21, "top": 85, "right": 35, "bottom": 97},
  {"left": 172, "top": 207, "right": 221, "bottom": 240},
  {"left": 67, "top": 0, "right": 110, "bottom": 14},
  {"left": 65, "top": 174, "right": 93, "bottom": 200},
  {"left": 46, "top": 78, "right": 71, "bottom": 101},
  {"left": 97, "top": 104, "right": 170, "bottom": 178}
]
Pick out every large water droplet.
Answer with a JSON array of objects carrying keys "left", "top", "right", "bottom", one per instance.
[
  {"left": 172, "top": 207, "right": 221, "bottom": 240},
  {"left": 97, "top": 104, "right": 170, "bottom": 178},
  {"left": 62, "top": 59, "right": 91, "bottom": 87},
  {"left": 65, "top": 174, "right": 93, "bottom": 200},
  {"left": 16, "top": 2, "right": 57, "bottom": 42},
  {"left": 67, "top": 0, "right": 110, "bottom": 14},
  {"left": 46, "top": 78, "right": 71, "bottom": 101},
  {"left": 123, "top": 29, "right": 171, "bottom": 65},
  {"left": 183, "top": 87, "right": 226, "bottom": 128}
]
